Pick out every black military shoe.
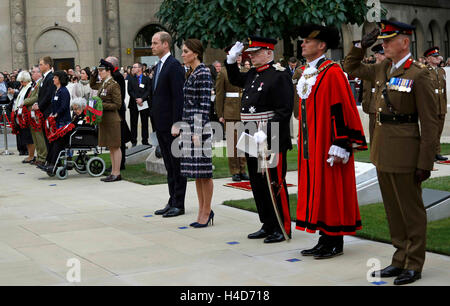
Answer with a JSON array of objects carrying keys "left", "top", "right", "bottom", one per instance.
[
  {"left": 435, "top": 154, "right": 448, "bottom": 161},
  {"left": 232, "top": 174, "right": 241, "bottom": 182},
  {"left": 372, "top": 265, "right": 404, "bottom": 278},
  {"left": 155, "top": 204, "right": 171, "bottom": 215},
  {"left": 394, "top": 270, "right": 421, "bottom": 285},
  {"left": 263, "top": 232, "right": 285, "bottom": 243},
  {"left": 248, "top": 228, "right": 269, "bottom": 239},
  {"left": 240, "top": 173, "right": 250, "bottom": 181},
  {"left": 313, "top": 245, "right": 343, "bottom": 259},
  {"left": 301, "top": 242, "right": 326, "bottom": 256}
]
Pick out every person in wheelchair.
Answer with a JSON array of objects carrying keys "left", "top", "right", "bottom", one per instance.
[{"left": 41, "top": 94, "right": 87, "bottom": 174}]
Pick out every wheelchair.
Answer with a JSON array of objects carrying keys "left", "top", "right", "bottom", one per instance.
[{"left": 47, "top": 125, "right": 106, "bottom": 180}]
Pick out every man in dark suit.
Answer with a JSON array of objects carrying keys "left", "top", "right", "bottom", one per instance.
[
  {"left": 32, "top": 56, "right": 56, "bottom": 162},
  {"left": 128, "top": 62, "right": 152, "bottom": 146},
  {"left": 32, "top": 56, "right": 56, "bottom": 119},
  {"left": 150, "top": 31, "right": 187, "bottom": 218}
]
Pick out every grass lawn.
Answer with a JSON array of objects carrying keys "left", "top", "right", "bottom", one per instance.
[{"left": 223, "top": 175, "right": 450, "bottom": 256}]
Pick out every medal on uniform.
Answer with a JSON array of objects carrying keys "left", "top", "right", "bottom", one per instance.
[
  {"left": 400, "top": 79, "right": 407, "bottom": 92},
  {"left": 258, "top": 82, "right": 264, "bottom": 92}
]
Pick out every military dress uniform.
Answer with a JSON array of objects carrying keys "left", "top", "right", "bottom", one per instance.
[
  {"left": 90, "top": 62, "right": 122, "bottom": 148},
  {"left": 215, "top": 66, "right": 247, "bottom": 179},
  {"left": 225, "top": 36, "right": 294, "bottom": 243},
  {"left": 344, "top": 20, "right": 439, "bottom": 284},
  {"left": 424, "top": 47, "right": 448, "bottom": 161}
]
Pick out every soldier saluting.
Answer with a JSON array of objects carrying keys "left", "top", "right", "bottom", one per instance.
[
  {"left": 423, "top": 46, "right": 448, "bottom": 162},
  {"left": 344, "top": 20, "right": 439, "bottom": 285},
  {"left": 225, "top": 36, "right": 294, "bottom": 243}
]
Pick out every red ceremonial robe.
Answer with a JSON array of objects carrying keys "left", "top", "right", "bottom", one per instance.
[{"left": 296, "top": 60, "right": 367, "bottom": 236}]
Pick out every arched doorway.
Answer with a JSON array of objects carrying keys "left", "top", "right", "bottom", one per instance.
[
  {"left": 411, "top": 19, "right": 425, "bottom": 59},
  {"left": 134, "top": 24, "right": 167, "bottom": 68},
  {"left": 445, "top": 21, "right": 450, "bottom": 59},
  {"left": 34, "top": 28, "right": 79, "bottom": 70},
  {"left": 427, "top": 20, "right": 441, "bottom": 49}
]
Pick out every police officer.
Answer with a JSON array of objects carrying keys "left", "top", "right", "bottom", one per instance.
[
  {"left": 344, "top": 20, "right": 439, "bottom": 285},
  {"left": 424, "top": 46, "right": 448, "bottom": 161},
  {"left": 225, "top": 36, "right": 294, "bottom": 243},
  {"left": 215, "top": 46, "right": 249, "bottom": 182}
]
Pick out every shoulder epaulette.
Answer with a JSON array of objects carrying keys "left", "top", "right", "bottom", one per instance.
[{"left": 412, "top": 60, "right": 426, "bottom": 69}]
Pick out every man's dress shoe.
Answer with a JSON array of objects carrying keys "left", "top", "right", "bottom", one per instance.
[
  {"left": 371, "top": 265, "right": 404, "bottom": 278},
  {"left": 301, "top": 242, "right": 326, "bottom": 256},
  {"left": 163, "top": 207, "right": 185, "bottom": 218},
  {"left": 247, "top": 228, "right": 269, "bottom": 239},
  {"left": 102, "top": 175, "right": 122, "bottom": 182},
  {"left": 263, "top": 232, "right": 285, "bottom": 243},
  {"left": 313, "top": 245, "right": 343, "bottom": 259},
  {"left": 155, "top": 204, "right": 171, "bottom": 215},
  {"left": 435, "top": 154, "right": 448, "bottom": 161},
  {"left": 394, "top": 270, "right": 421, "bottom": 285}
]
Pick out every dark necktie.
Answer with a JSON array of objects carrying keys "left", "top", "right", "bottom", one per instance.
[{"left": 153, "top": 60, "right": 162, "bottom": 91}]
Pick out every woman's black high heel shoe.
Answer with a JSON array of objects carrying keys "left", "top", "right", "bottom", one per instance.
[
  {"left": 193, "top": 210, "right": 214, "bottom": 228},
  {"left": 189, "top": 222, "right": 199, "bottom": 227}
]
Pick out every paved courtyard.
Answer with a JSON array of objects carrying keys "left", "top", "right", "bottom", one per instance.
[{"left": 0, "top": 144, "right": 449, "bottom": 286}]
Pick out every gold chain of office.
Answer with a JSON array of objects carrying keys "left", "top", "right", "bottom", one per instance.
[{"left": 300, "top": 61, "right": 337, "bottom": 95}]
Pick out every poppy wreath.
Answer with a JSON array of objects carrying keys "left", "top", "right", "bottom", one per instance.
[
  {"left": 9, "top": 110, "right": 20, "bottom": 135},
  {"left": 44, "top": 116, "right": 58, "bottom": 140},
  {"left": 29, "top": 109, "right": 45, "bottom": 132},
  {"left": 84, "top": 96, "right": 103, "bottom": 125},
  {"left": 47, "top": 122, "right": 76, "bottom": 143},
  {"left": 17, "top": 107, "right": 31, "bottom": 129}
]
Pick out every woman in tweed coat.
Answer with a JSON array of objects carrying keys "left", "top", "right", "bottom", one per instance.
[{"left": 177, "top": 39, "right": 214, "bottom": 228}]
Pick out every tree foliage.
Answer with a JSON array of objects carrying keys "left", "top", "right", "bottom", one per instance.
[{"left": 156, "top": 0, "right": 369, "bottom": 49}]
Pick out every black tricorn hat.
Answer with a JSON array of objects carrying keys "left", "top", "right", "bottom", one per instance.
[
  {"left": 371, "top": 43, "right": 384, "bottom": 54},
  {"left": 298, "top": 24, "right": 340, "bottom": 49},
  {"left": 99, "top": 59, "right": 115, "bottom": 71}
]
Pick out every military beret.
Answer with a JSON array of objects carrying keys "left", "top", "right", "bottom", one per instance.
[
  {"left": 298, "top": 24, "right": 340, "bottom": 49},
  {"left": 98, "top": 59, "right": 115, "bottom": 71},
  {"left": 371, "top": 43, "right": 384, "bottom": 54},
  {"left": 245, "top": 36, "right": 277, "bottom": 52},
  {"left": 424, "top": 46, "right": 440, "bottom": 57},
  {"left": 378, "top": 20, "right": 415, "bottom": 39}
]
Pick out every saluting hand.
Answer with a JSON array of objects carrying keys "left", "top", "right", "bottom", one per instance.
[
  {"left": 227, "top": 41, "right": 244, "bottom": 64},
  {"left": 361, "top": 28, "right": 380, "bottom": 49}
]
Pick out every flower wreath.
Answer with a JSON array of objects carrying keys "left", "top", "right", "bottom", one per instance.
[
  {"left": 84, "top": 96, "right": 103, "bottom": 125},
  {"left": 17, "top": 107, "right": 30, "bottom": 129},
  {"left": 47, "top": 122, "right": 76, "bottom": 143},
  {"left": 44, "top": 116, "right": 58, "bottom": 140},
  {"left": 9, "top": 111, "right": 20, "bottom": 135},
  {"left": 44, "top": 116, "right": 76, "bottom": 143},
  {"left": 29, "top": 109, "right": 45, "bottom": 132}
]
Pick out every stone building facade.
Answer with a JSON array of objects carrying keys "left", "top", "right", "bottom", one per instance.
[{"left": 0, "top": 0, "right": 450, "bottom": 72}]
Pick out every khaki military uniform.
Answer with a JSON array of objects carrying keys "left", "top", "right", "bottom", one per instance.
[
  {"left": 361, "top": 79, "right": 377, "bottom": 143},
  {"left": 427, "top": 65, "right": 447, "bottom": 155},
  {"left": 23, "top": 79, "right": 47, "bottom": 162},
  {"left": 215, "top": 67, "right": 246, "bottom": 176},
  {"left": 344, "top": 46, "right": 439, "bottom": 273},
  {"left": 90, "top": 77, "right": 122, "bottom": 148}
]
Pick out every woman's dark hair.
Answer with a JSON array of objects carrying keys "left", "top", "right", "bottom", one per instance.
[
  {"left": 53, "top": 70, "right": 69, "bottom": 87},
  {"left": 82, "top": 67, "right": 91, "bottom": 79},
  {"left": 184, "top": 38, "right": 204, "bottom": 63}
]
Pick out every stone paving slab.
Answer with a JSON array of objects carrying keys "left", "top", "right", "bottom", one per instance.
[{"left": 0, "top": 152, "right": 449, "bottom": 286}]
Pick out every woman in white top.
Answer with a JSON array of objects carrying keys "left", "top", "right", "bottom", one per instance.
[{"left": 11, "top": 71, "right": 35, "bottom": 162}]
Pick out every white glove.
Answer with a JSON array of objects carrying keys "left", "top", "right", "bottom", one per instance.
[
  {"left": 254, "top": 130, "right": 267, "bottom": 144},
  {"left": 327, "top": 145, "right": 350, "bottom": 166},
  {"left": 226, "top": 41, "right": 244, "bottom": 64}
]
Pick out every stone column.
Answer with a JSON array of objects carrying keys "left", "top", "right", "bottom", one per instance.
[
  {"left": 10, "top": 0, "right": 28, "bottom": 69},
  {"left": 104, "top": 0, "right": 121, "bottom": 59}
]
